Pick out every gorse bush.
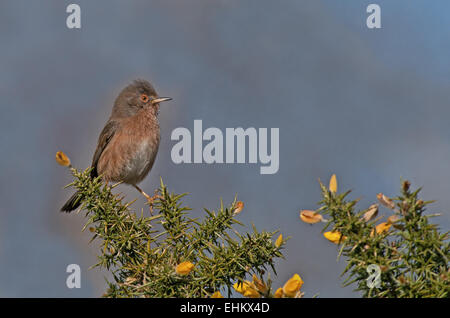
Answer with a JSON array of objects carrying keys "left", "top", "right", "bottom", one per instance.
[
  {"left": 57, "top": 151, "right": 449, "bottom": 298},
  {"left": 300, "top": 176, "right": 449, "bottom": 298},
  {"left": 57, "top": 151, "right": 300, "bottom": 298}
]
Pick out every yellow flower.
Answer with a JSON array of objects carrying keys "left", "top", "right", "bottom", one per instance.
[
  {"left": 233, "top": 281, "right": 260, "bottom": 298},
  {"left": 377, "top": 193, "right": 395, "bottom": 210},
  {"left": 252, "top": 274, "right": 267, "bottom": 293},
  {"left": 282, "top": 274, "right": 304, "bottom": 297},
  {"left": 175, "top": 261, "right": 194, "bottom": 275},
  {"left": 211, "top": 291, "right": 223, "bottom": 298},
  {"left": 55, "top": 151, "right": 71, "bottom": 167},
  {"left": 371, "top": 222, "right": 392, "bottom": 237},
  {"left": 274, "top": 287, "right": 284, "bottom": 298},
  {"left": 233, "top": 201, "right": 244, "bottom": 215},
  {"left": 233, "top": 281, "right": 252, "bottom": 294},
  {"left": 243, "top": 287, "right": 260, "bottom": 298},
  {"left": 329, "top": 174, "right": 337, "bottom": 193},
  {"left": 323, "top": 231, "right": 347, "bottom": 244},
  {"left": 300, "top": 210, "right": 324, "bottom": 224},
  {"left": 275, "top": 234, "right": 283, "bottom": 248},
  {"left": 376, "top": 222, "right": 391, "bottom": 234}
]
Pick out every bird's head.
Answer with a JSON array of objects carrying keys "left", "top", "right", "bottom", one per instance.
[{"left": 112, "top": 79, "right": 171, "bottom": 118}]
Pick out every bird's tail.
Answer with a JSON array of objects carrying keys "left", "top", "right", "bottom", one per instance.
[{"left": 60, "top": 191, "right": 82, "bottom": 213}]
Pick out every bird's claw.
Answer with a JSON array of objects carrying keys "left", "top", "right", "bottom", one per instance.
[{"left": 146, "top": 190, "right": 162, "bottom": 215}]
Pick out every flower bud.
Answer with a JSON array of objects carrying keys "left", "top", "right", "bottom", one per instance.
[
  {"left": 361, "top": 204, "right": 379, "bottom": 222},
  {"left": 377, "top": 193, "right": 395, "bottom": 210},
  {"left": 55, "top": 151, "right": 71, "bottom": 167},
  {"left": 275, "top": 234, "right": 283, "bottom": 248},
  {"left": 175, "top": 261, "right": 194, "bottom": 275},
  {"left": 329, "top": 174, "right": 338, "bottom": 193},
  {"left": 233, "top": 201, "right": 244, "bottom": 215},
  {"left": 402, "top": 180, "right": 411, "bottom": 192},
  {"left": 300, "top": 210, "right": 324, "bottom": 224}
]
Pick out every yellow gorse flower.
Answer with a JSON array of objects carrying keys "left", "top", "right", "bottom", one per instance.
[
  {"left": 323, "top": 231, "right": 347, "bottom": 244},
  {"left": 274, "top": 287, "right": 284, "bottom": 298},
  {"left": 233, "top": 281, "right": 260, "bottom": 298},
  {"left": 329, "top": 174, "right": 337, "bottom": 193},
  {"left": 243, "top": 287, "right": 260, "bottom": 298},
  {"left": 252, "top": 274, "right": 267, "bottom": 293},
  {"left": 175, "top": 261, "right": 194, "bottom": 275},
  {"left": 300, "top": 210, "right": 324, "bottom": 224},
  {"left": 55, "top": 151, "right": 71, "bottom": 167},
  {"left": 282, "top": 274, "right": 304, "bottom": 297},
  {"left": 233, "top": 281, "right": 251, "bottom": 294},
  {"left": 371, "top": 222, "right": 392, "bottom": 237},
  {"left": 233, "top": 201, "right": 244, "bottom": 215},
  {"left": 211, "top": 291, "right": 223, "bottom": 298},
  {"left": 275, "top": 234, "right": 283, "bottom": 248}
]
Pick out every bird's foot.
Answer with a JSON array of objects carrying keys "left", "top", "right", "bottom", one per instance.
[
  {"left": 146, "top": 190, "right": 163, "bottom": 215},
  {"left": 133, "top": 185, "right": 161, "bottom": 215}
]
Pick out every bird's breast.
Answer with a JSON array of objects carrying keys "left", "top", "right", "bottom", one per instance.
[
  {"left": 97, "top": 112, "right": 160, "bottom": 184},
  {"left": 121, "top": 136, "right": 158, "bottom": 184}
]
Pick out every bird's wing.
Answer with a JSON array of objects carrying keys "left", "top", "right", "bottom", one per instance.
[{"left": 90, "top": 120, "right": 120, "bottom": 178}]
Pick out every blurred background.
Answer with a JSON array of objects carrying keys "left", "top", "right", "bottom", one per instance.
[{"left": 0, "top": 0, "right": 449, "bottom": 297}]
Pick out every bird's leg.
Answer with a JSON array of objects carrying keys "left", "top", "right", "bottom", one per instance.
[
  {"left": 133, "top": 184, "right": 152, "bottom": 200},
  {"left": 133, "top": 185, "right": 161, "bottom": 214}
]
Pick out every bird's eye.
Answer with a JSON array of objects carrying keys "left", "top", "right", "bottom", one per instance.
[{"left": 140, "top": 94, "right": 149, "bottom": 103}]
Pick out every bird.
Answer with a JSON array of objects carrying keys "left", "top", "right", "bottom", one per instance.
[{"left": 61, "top": 79, "right": 172, "bottom": 212}]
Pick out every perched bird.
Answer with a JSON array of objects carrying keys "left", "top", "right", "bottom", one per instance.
[{"left": 61, "top": 79, "right": 172, "bottom": 212}]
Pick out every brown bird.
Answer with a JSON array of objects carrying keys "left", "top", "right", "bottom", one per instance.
[{"left": 61, "top": 79, "right": 172, "bottom": 212}]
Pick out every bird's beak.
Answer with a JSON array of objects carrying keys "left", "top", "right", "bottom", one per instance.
[{"left": 152, "top": 97, "right": 172, "bottom": 104}]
